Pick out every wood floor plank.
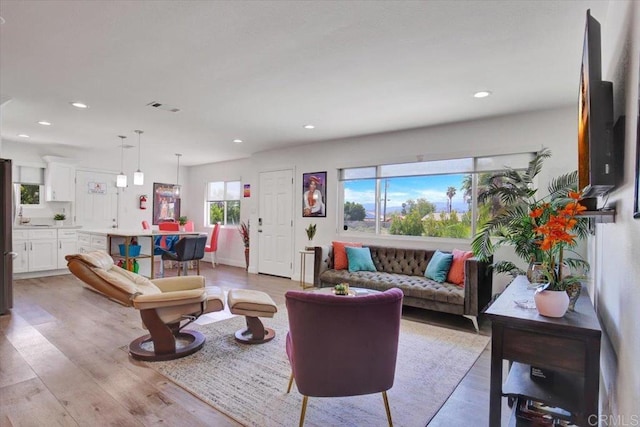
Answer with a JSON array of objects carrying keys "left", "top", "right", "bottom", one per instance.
[
  {"left": 0, "top": 334, "right": 37, "bottom": 389},
  {"left": 0, "top": 377, "right": 78, "bottom": 427}
]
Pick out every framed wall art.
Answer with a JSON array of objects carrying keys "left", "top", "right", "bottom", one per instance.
[
  {"left": 153, "top": 182, "right": 181, "bottom": 225},
  {"left": 302, "top": 171, "right": 326, "bottom": 217}
]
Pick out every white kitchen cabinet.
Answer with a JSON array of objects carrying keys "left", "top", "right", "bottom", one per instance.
[
  {"left": 13, "top": 228, "right": 75, "bottom": 273},
  {"left": 27, "top": 229, "right": 58, "bottom": 271},
  {"left": 57, "top": 230, "right": 78, "bottom": 268},
  {"left": 29, "top": 239, "right": 58, "bottom": 271},
  {"left": 45, "top": 162, "right": 75, "bottom": 202},
  {"left": 77, "top": 232, "right": 107, "bottom": 254},
  {"left": 12, "top": 239, "right": 29, "bottom": 273}
]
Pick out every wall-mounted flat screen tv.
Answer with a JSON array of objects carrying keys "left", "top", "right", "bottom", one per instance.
[{"left": 578, "top": 9, "right": 616, "bottom": 199}]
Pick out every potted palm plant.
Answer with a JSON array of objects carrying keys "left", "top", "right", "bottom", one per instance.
[{"left": 471, "top": 148, "right": 590, "bottom": 286}]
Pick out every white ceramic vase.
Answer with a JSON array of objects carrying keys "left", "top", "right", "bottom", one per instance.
[
  {"left": 55, "top": 220, "right": 64, "bottom": 227},
  {"left": 534, "top": 288, "right": 569, "bottom": 318}
]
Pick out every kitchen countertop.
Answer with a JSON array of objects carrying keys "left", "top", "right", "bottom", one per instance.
[
  {"left": 14, "top": 225, "right": 83, "bottom": 230},
  {"left": 79, "top": 228, "right": 205, "bottom": 236}
]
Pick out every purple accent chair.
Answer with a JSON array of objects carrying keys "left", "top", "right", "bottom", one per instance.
[{"left": 285, "top": 288, "right": 403, "bottom": 426}]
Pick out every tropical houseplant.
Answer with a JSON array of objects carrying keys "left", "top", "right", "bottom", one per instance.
[
  {"left": 528, "top": 191, "right": 587, "bottom": 291},
  {"left": 239, "top": 221, "right": 250, "bottom": 270},
  {"left": 471, "top": 148, "right": 590, "bottom": 280},
  {"left": 305, "top": 223, "right": 317, "bottom": 249}
]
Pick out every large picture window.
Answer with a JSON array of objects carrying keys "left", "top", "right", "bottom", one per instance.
[
  {"left": 340, "top": 153, "right": 534, "bottom": 239},
  {"left": 207, "top": 181, "right": 241, "bottom": 226}
]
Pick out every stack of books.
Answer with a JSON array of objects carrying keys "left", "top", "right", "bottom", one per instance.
[{"left": 515, "top": 398, "right": 576, "bottom": 426}]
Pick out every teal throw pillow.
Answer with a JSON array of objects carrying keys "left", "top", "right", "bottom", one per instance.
[
  {"left": 345, "top": 246, "right": 377, "bottom": 273},
  {"left": 424, "top": 250, "right": 454, "bottom": 283}
]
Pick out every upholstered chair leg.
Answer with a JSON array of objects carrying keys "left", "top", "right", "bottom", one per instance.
[
  {"left": 196, "top": 259, "right": 200, "bottom": 275},
  {"left": 382, "top": 391, "right": 393, "bottom": 427},
  {"left": 287, "top": 372, "right": 295, "bottom": 393},
  {"left": 299, "top": 395, "right": 308, "bottom": 427},
  {"left": 159, "top": 260, "right": 164, "bottom": 277}
]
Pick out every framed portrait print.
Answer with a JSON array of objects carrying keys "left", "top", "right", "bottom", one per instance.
[
  {"left": 302, "top": 171, "right": 327, "bottom": 217},
  {"left": 153, "top": 182, "right": 181, "bottom": 225}
]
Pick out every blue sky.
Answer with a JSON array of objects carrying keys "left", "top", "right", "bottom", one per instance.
[{"left": 344, "top": 174, "right": 469, "bottom": 212}]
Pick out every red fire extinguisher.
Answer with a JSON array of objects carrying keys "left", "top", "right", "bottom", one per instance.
[{"left": 139, "top": 195, "right": 148, "bottom": 210}]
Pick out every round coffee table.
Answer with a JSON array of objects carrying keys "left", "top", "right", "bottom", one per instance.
[{"left": 313, "top": 287, "right": 380, "bottom": 297}]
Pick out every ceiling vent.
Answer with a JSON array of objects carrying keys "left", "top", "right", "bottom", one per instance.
[{"left": 147, "top": 101, "right": 181, "bottom": 113}]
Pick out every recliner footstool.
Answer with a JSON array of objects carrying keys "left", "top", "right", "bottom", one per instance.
[{"left": 228, "top": 289, "right": 277, "bottom": 344}]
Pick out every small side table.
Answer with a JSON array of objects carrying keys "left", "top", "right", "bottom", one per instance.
[{"left": 299, "top": 249, "right": 315, "bottom": 290}]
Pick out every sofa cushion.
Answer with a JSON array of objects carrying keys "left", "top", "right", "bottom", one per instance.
[
  {"left": 332, "top": 241, "right": 363, "bottom": 270},
  {"left": 368, "top": 246, "right": 431, "bottom": 276},
  {"left": 346, "top": 246, "right": 376, "bottom": 272},
  {"left": 424, "top": 250, "right": 453, "bottom": 283},
  {"left": 447, "top": 249, "right": 474, "bottom": 287}
]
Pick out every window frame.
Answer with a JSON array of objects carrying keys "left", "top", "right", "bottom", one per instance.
[
  {"left": 338, "top": 152, "right": 534, "bottom": 241},
  {"left": 205, "top": 180, "right": 241, "bottom": 226}
]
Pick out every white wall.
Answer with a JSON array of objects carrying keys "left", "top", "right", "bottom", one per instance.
[
  {"left": 185, "top": 106, "right": 579, "bottom": 284},
  {"left": 594, "top": 0, "right": 640, "bottom": 418}
]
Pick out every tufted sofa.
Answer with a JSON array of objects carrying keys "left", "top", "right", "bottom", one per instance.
[{"left": 313, "top": 244, "right": 492, "bottom": 331}]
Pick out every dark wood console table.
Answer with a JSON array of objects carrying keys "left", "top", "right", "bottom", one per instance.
[{"left": 485, "top": 276, "right": 601, "bottom": 426}]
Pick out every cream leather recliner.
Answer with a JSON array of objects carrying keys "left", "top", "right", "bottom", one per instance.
[{"left": 66, "top": 251, "right": 224, "bottom": 361}]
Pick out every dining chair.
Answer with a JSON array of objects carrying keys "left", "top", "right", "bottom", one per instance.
[
  {"left": 183, "top": 220, "right": 195, "bottom": 232},
  {"left": 161, "top": 235, "right": 207, "bottom": 276},
  {"left": 159, "top": 222, "right": 180, "bottom": 231},
  {"left": 205, "top": 223, "right": 221, "bottom": 267},
  {"left": 285, "top": 288, "right": 403, "bottom": 426},
  {"left": 142, "top": 220, "right": 150, "bottom": 230}
]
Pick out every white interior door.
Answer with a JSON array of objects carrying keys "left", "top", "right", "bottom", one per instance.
[
  {"left": 75, "top": 170, "right": 118, "bottom": 229},
  {"left": 258, "top": 169, "right": 293, "bottom": 278}
]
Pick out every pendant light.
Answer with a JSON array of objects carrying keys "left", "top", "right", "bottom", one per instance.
[
  {"left": 133, "top": 130, "right": 144, "bottom": 185},
  {"left": 174, "top": 153, "right": 182, "bottom": 196},
  {"left": 116, "top": 135, "right": 127, "bottom": 188}
]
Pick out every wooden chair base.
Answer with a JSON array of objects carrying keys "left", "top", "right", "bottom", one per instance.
[
  {"left": 234, "top": 316, "right": 275, "bottom": 344},
  {"left": 129, "top": 330, "right": 205, "bottom": 361}
]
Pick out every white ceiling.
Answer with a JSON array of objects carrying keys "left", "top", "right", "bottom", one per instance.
[{"left": 0, "top": 0, "right": 609, "bottom": 166}]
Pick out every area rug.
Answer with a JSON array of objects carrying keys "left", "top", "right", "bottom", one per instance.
[{"left": 145, "top": 311, "right": 489, "bottom": 427}]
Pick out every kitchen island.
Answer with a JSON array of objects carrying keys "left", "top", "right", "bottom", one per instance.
[{"left": 78, "top": 229, "right": 204, "bottom": 278}]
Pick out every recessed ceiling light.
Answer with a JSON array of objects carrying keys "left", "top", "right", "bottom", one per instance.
[
  {"left": 233, "top": 139, "right": 243, "bottom": 144},
  {"left": 303, "top": 124, "right": 315, "bottom": 129},
  {"left": 18, "top": 134, "right": 30, "bottom": 138},
  {"left": 70, "top": 102, "right": 89, "bottom": 109},
  {"left": 37, "top": 121, "right": 52, "bottom": 126},
  {"left": 473, "top": 91, "right": 492, "bottom": 98}
]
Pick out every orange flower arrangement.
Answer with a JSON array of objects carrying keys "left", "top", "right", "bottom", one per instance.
[{"left": 529, "top": 191, "right": 587, "bottom": 290}]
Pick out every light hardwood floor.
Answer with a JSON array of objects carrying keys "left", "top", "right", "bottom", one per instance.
[{"left": 1, "top": 263, "right": 506, "bottom": 426}]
